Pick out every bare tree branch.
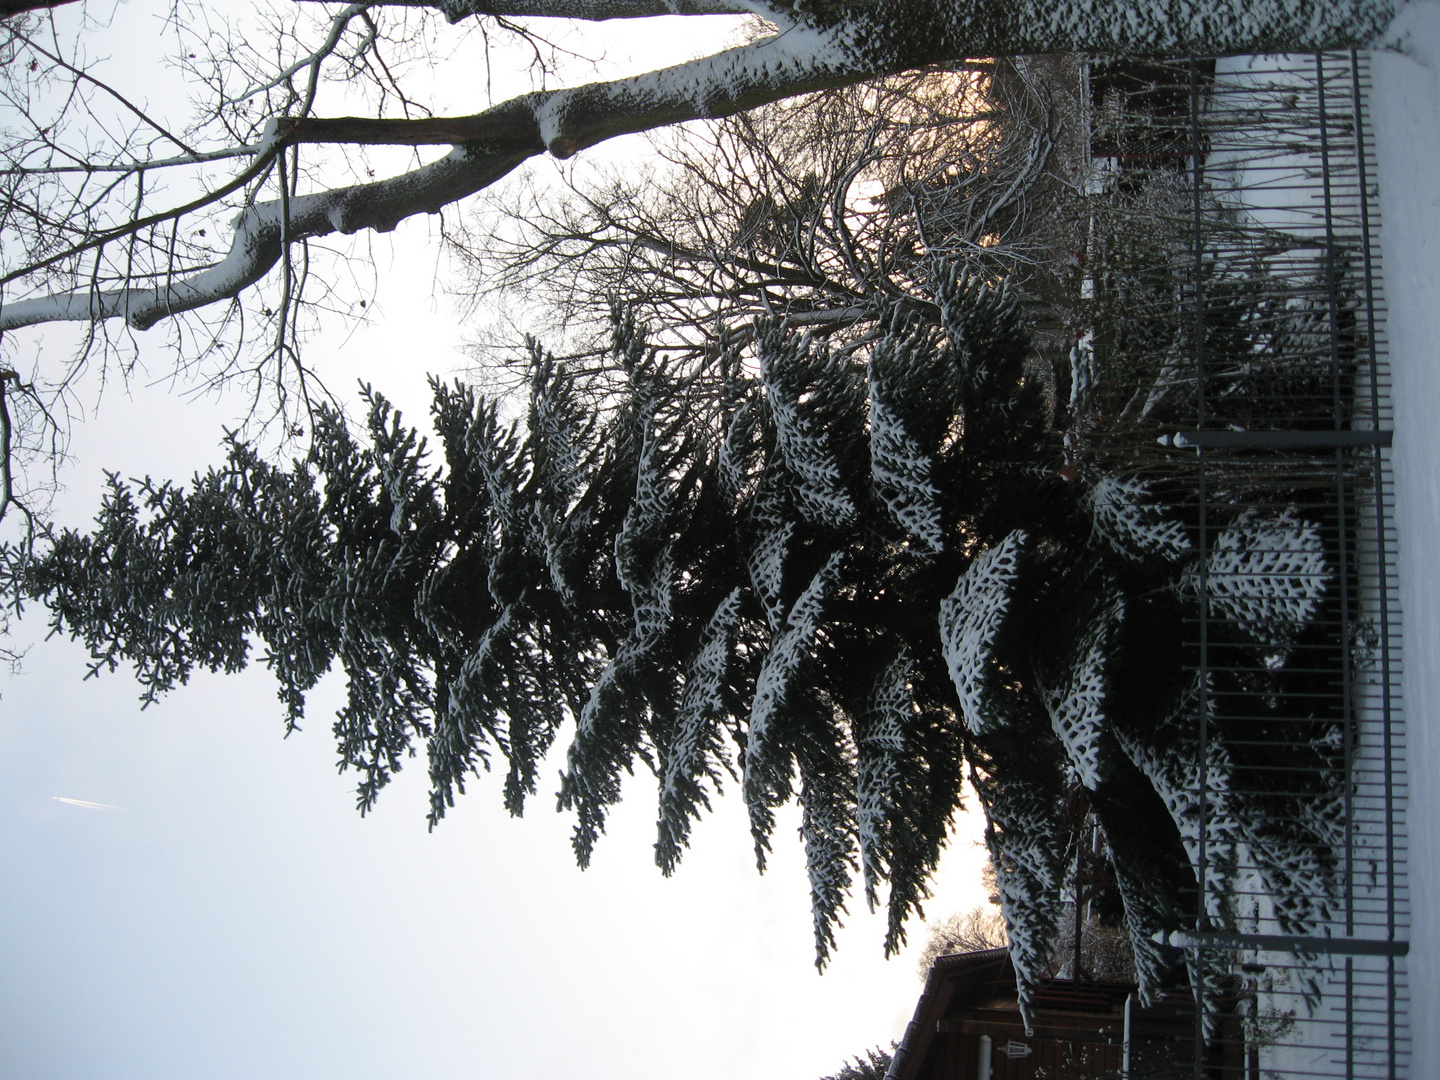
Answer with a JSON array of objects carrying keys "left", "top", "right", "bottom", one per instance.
[
  {"left": 0, "top": 142, "right": 261, "bottom": 175},
  {"left": 460, "top": 60, "right": 1052, "bottom": 378},
  {"left": 0, "top": 369, "right": 44, "bottom": 556},
  {"left": 9, "top": 28, "right": 201, "bottom": 157},
  {"left": 0, "top": 26, "right": 888, "bottom": 332},
  {"left": 0, "top": 0, "right": 81, "bottom": 19}
]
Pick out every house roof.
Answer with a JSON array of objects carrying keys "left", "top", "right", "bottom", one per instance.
[{"left": 883, "top": 948, "right": 1011, "bottom": 1080}]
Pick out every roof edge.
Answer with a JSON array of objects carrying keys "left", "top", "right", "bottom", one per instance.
[{"left": 883, "top": 948, "right": 1010, "bottom": 1080}]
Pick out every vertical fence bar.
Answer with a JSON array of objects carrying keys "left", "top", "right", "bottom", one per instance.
[{"left": 1187, "top": 56, "right": 1210, "bottom": 1080}]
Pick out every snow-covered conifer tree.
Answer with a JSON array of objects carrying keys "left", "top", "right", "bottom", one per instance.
[{"left": 12, "top": 261, "right": 1354, "bottom": 1013}]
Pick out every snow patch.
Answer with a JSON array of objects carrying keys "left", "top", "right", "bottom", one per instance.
[
  {"left": 854, "top": 649, "right": 912, "bottom": 906},
  {"left": 1042, "top": 601, "right": 1122, "bottom": 789},
  {"left": 744, "top": 550, "right": 845, "bottom": 804},
  {"left": 869, "top": 390, "right": 944, "bottom": 553}
]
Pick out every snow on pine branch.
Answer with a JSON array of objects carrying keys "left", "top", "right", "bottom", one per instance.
[
  {"left": 939, "top": 530, "right": 1025, "bottom": 735},
  {"left": 758, "top": 324, "right": 863, "bottom": 531},
  {"left": 1041, "top": 600, "right": 1122, "bottom": 790},
  {"left": 974, "top": 767, "right": 1065, "bottom": 1019},
  {"left": 563, "top": 507, "right": 677, "bottom": 863},
  {"left": 1112, "top": 688, "right": 1240, "bottom": 928},
  {"left": 867, "top": 328, "right": 946, "bottom": 554},
  {"left": 744, "top": 550, "right": 846, "bottom": 813},
  {"left": 1203, "top": 508, "right": 1329, "bottom": 642},
  {"left": 525, "top": 352, "right": 600, "bottom": 608},
  {"left": 869, "top": 391, "right": 942, "bottom": 548},
  {"left": 747, "top": 520, "right": 794, "bottom": 635},
  {"left": 656, "top": 586, "right": 744, "bottom": 875},
  {"left": 796, "top": 727, "right": 860, "bottom": 967},
  {"left": 854, "top": 648, "right": 912, "bottom": 908},
  {"left": 613, "top": 392, "right": 678, "bottom": 605},
  {"left": 1089, "top": 476, "right": 1191, "bottom": 563}
]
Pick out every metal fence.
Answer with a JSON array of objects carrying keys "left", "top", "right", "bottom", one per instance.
[{"left": 1084, "top": 52, "right": 1409, "bottom": 1079}]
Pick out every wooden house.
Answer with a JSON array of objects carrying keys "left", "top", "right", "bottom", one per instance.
[{"left": 884, "top": 948, "right": 1203, "bottom": 1080}]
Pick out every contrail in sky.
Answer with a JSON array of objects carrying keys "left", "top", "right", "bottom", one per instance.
[{"left": 53, "top": 796, "right": 130, "bottom": 813}]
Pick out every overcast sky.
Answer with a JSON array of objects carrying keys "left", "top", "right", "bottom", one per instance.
[{"left": 0, "top": 6, "right": 993, "bottom": 1079}]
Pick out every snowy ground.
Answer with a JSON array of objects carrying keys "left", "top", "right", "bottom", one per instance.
[{"left": 1370, "top": 3, "right": 1440, "bottom": 1071}]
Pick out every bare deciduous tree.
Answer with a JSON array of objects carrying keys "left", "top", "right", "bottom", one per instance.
[
  {"left": 463, "top": 61, "right": 1057, "bottom": 365},
  {"left": 915, "top": 905, "right": 1009, "bottom": 973}
]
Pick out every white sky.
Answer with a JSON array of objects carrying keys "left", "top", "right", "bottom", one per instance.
[{"left": 0, "top": 5, "right": 994, "bottom": 1079}]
